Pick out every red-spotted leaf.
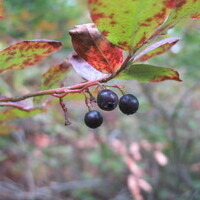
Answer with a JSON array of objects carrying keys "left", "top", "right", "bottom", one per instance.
[
  {"left": 116, "top": 64, "right": 181, "bottom": 82},
  {"left": 41, "top": 59, "right": 71, "bottom": 90},
  {"left": 69, "top": 23, "right": 123, "bottom": 74},
  {"left": 134, "top": 38, "right": 180, "bottom": 61},
  {"left": 69, "top": 54, "right": 110, "bottom": 81},
  {"left": 0, "top": 40, "right": 62, "bottom": 73},
  {"left": 34, "top": 60, "right": 71, "bottom": 104},
  {"left": 0, "top": 102, "right": 46, "bottom": 121},
  {"left": 152, "top": 0, "right": 200, "bottom": 37},
  {"left": 88, "top": 0, "right": 173, "bottom": 50},
  {"left": 0, "top": 0, "right": 3, "bottom": 19}
]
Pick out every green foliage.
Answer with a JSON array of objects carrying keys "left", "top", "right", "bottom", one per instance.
[
  {"left": 151, "top": 23, "right": 200, "bottom": 79},
  {"left": 88, "top": 0, "right": 199, "bottom": 51},
  {"left": 134, "top": 37, "right": 180, "bottom": 62},
  {"left": 157, "top": 0, "right": 200, "bottom": 34},
  {"left": 88, "top": 0, "right": 172, "bottom": 50},
  {"left": 117, "top": 64, "right": 181, "bottom": 82}
]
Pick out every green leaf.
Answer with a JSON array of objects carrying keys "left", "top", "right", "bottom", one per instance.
[
  {"left": 134, "top": 38, "right": 180, "bottom": 61},
  {"left": 88, "top": 0, "right": 172, "bottom": 50},
  {"left": 153, "top": 0, "right": 200, "bottom": 37},
  {"left": 0, "top": 40, "right": 62, "bottom": 73},
  {"left": 117, "top": 64, "right": 181, "bottom": 82},
  {"left": 34, "top": 60, "right": 71, "bottom": 104}
]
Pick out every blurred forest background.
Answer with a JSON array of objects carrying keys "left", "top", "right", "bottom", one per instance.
[{"left": 0, "top": 0, "right": 200, "bottom": 200}]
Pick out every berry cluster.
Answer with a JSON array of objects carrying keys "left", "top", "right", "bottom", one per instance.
[{"left": 84, "top": 89, "right": 139, "bottom": 129}]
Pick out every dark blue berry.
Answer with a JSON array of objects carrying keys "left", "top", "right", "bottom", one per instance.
[
  {"left": 119, "top": 94, "right": 139, "bottom": 115},
  {"left": 84, "top": 110, "right": 103, "bottom": 128},
  {"left": 97, "top": 89, "right": 118, "bottom": 111}
]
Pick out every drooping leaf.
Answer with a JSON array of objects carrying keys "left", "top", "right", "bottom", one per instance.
[
  {"left": 34, "top": 59, "right": 71, "bottom": 104},
  {"left": 0, "top": 40, "right": 62, "bottom": 73},
  {"left": 69, "top": 23, "right": 123, "bottom": 74},
  {"left": 152, "top": 0, "right": 200, "bottom": 37},
  {"left": 69, "top": 54, "right": 110, "bottom": 81},
  {"left": 88, "top": 0, "right": 173, "bottom": 50},
  {"left": 117, "top": 64, "right": 181, "bottom": 82},
  {"left": 0, "top": 0, "right": 3, "bottom": 19},
  {"left": 0, "top": 102, "right": 46, "bottom": 121},
  {"left": 41, "top": 59, "right": 71, "bottom": 90},
  {"left": 134, "top": 38, "right": 180, "bottom": 61}
]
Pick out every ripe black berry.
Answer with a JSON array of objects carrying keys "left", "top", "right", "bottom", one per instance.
[
  {"left": 119, "top": 94, "right": 139, "bottom": 115},
  {"left": 97, "top": 89, "right": 118, "bottom": 111},
  {"left": 84, "top": 110, "right": 103, "bottom": 128}
]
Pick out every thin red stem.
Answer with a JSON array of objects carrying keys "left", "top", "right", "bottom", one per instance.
[{"left": 0, "top": 80, "right": 100, "bottom": 103}]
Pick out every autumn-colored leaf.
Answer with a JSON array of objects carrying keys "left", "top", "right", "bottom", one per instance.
[
  {"left": 152, "top": 0, "right": 200, "bottom": 37},
  {"left": 88, "top": 0, "right": 173, "bottom": 50},
  {"left": 0, "top": 102, "right": 46, "bottom": 121},
  {"left": 0, "top": 40, "right": 62, "bottom": 73},
  {"left": 34, "top": 59, "right": 71, "bottom": 104},
  {"left": 41, "top": 59, "right": 71, "bottom": 90},
  {"left": 0, "top": 0, "right": 3, "bottom": 19},
  {"left": 117, "top": 64, "right": 181, "bottom": 82},
  {"left": 69, "top": 54, "right": 109, "bottom": 81},
  {"left": 134, "top": 38, "right": 180, "bottom": 61},
  {"left": 69, "top": 23, "right": 123, "bottom": 74}
]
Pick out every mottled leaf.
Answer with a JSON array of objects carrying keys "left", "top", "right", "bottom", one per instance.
[
  {"left": 134, "top": 38, "right": 180, "bottom": 61},
  {"left": 69, "top": 54, "right": 109, "bottom": 81},
  {"left": 88, "top": 0, "right": 173, "bottom": 50},
  {"left": 34, "top": 60, "right": 71, "bottom": 104},
  {"left": 117, "top": 64, "right": 181, "bottom": 82},
  {"left": 69, "top": 23, "right": 123, "bottom": 74},
  {"left": 153, "top": 0, "right": 200, "bottom": 37},
  {"left": 0, "top": 102, "right": 46, "bottom": 121},
  {"left": 41, "top": 59, "right": 71, "bottom": 90},
  {"left": 0, "top": 40, "right": 62, "bottom": 73},
  {"left": 0, "top": 0, "right": 3, "bottom": 19}
]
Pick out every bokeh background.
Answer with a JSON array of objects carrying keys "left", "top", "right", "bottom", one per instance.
[{"left": 0, "top": 0, "right": 200, "bottom": 199}]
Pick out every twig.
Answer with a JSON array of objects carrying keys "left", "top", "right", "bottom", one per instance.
[
  {"left": 59, "top": 98, "right": 71, "bottom": 126},
  {"left": 0, "top": 80, "right": 99, "bottom": 103},
  {"left": 0, "top": 102, "right": 45, "bottom": 111}
]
